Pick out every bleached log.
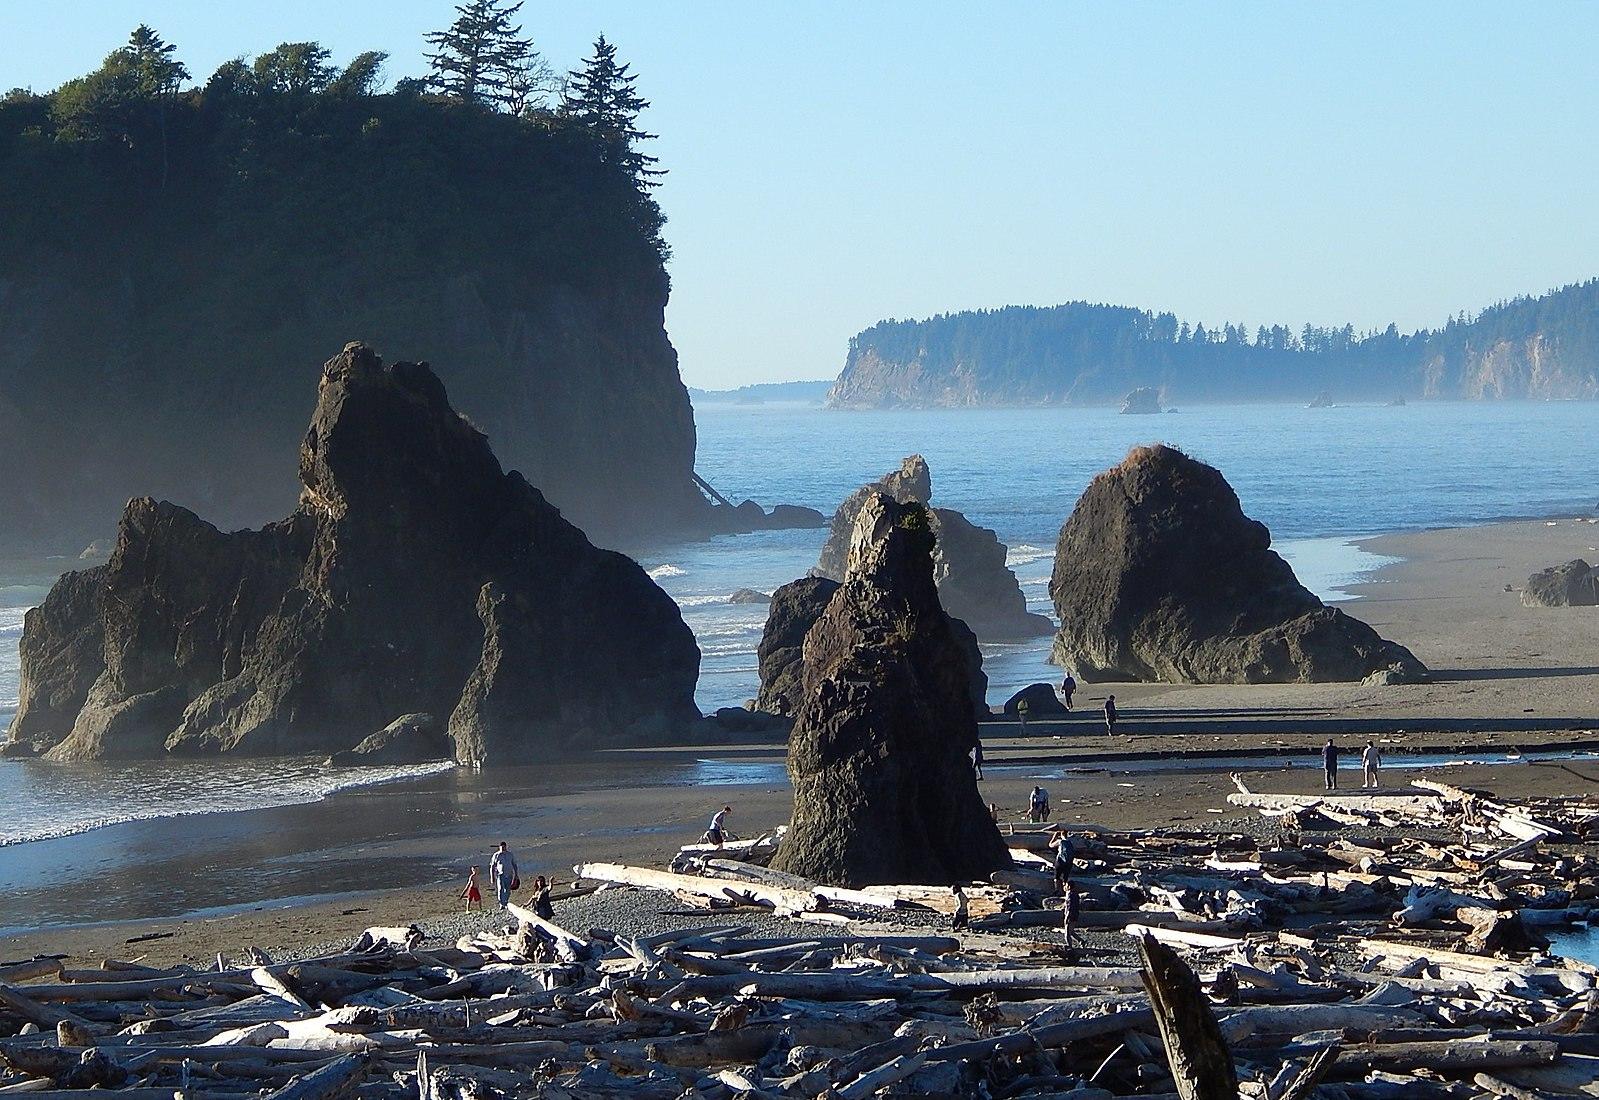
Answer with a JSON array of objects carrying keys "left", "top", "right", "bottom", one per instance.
[
  {"left": 1334, "top": 1038, "right": 1557, "bottom": 1075},
  {"left": 0, "top": 982, "right": 91, "bottom": 1030},
  {"left": 1123, "top": 924, "right": 1244, "bottom": 950},
  {"left": 506, "top": 902, "right": 589, "bottom": 955},
  {"left": 1218, "top": 1003, "right": 1422, "bottom": 1042},
  {"left": 0, "top": 959, "right": 63, "bottom": 984},
  {"left": 923, "top": 1007, "right": 1156, "bottom": 1063},
  {"left": 263, "top": 1052, "right": 369, "bottom": 1100},
  {"left": 836, "top": 1051, "right": 927, "bottom": 1099},
  {"left": 576, "top": 862, "right": 817, "bottom": 914}
]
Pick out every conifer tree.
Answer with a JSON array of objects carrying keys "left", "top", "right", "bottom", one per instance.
[
  {"left": 561, "top": 35, "right": 662, "bottom": 188},
  {"left": 124, "top": 25, "right": 189, "bottom": 97},
  {"left": 424, "top": 0, "right": 538, "bottom": 110}
]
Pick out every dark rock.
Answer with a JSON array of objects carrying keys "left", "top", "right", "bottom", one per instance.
[
  {"left": 1050, "top": 444, "right": 1428, "bottom": 684},
  {"left": 816, "top": 456, "right": 1052, "bottom": 641},
  {"left": 948, "top": 616, "right": 990, "bottom": 719},
  {"left": 765, "top": 504, "right": 827, "bottom": 529},
  {"left": 816, "top": 456, "right": 931, "bottom": 580},
  {"left": 14, "top": 343, "right": 701, "bottom": 762},
  {"left": 8, "top": 567, "right": 108, "bottom": 751},
  {"left": 1521, "top": 560, "right": 1599, "bottom": 608},
  {"left": 0, "top": 740, "right": 39, "bottom": 759},
  {"left": 771, "top": 492, "right": 1011, "bottom": 887},
  {"left": 326, "top": 713, "right": 449, "bottom": 767},
  {"left": 758, "top": 573, "right": 988, "bottom": 719},
  {"left": 755, "top": 577, "right": 839, "bottom": 717},
  {"left": 1119, "top": 386, "right": 1162, "bottom": 414},
  {"left": 1003, "top": 683, "right": 1067, "bottom": 718},
  {"left": 729, "top": 588, "right": 772, "bottom": 605}
]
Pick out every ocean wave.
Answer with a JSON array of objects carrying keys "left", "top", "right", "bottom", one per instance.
[
  {"left": 676, "top": 594, "right": 725, "bottom": 607},
  {"left": 0, "top": 760, "right": 455, "bottom": 848},
  {"left": 647, "top": 564, "right": 686, "bottom": 579},
  {"left": 1005, "top": 544, "right": 1055, "bottom": 567},
  {"left": 696, "top": 623, "right": 763, "bottom": 638}
]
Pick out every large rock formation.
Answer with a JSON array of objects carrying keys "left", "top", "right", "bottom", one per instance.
[
  {"left": 1050, "top": 445, "right": 1427, "bottom": 685},
  {"left": 756, "top": 574, "right": 988, "bottom": 719},
  {"left": 816, "top": 456, "right": 1052, "bottom": 641},
  {"left": 7, "top": 343, "right": 701, "bottom": 762},
  {"left": 771, "top": 493, "right": 1011, "bottom": 887},
  {"left": 1522, "top": 560, "right": 1599, "bottom": 608},
  {"left": 1120, "top": 387, "right": 1162, "bottom": 414}
]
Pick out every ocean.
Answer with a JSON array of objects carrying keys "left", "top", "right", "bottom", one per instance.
[{"left": 2, "top": 399, "right": 1597, "bottom": 850}]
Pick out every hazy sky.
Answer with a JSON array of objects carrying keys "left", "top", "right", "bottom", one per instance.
[{"left": 8, "top": 3, "right": 1599, "bottom": 386}]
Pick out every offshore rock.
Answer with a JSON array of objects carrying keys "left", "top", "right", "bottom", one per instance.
[
  {"left": 1002, "top": 683, "right": 1068, "bottom": 719},
  {"left": 771, "top": 493, "right": 1011, "bottom": 887},
  {"left": 1119, "top": 386, "right": 1162, "bottom": 414},
  {"left": 755, "top": 577, "right": 840, "bottom": 717},
  {"left": 13, "top": 343, "right": 700, "bottom": 762},
  {"left": 816, "top": 456, "right": 1052, "bottom": 641},
  {"left": 1521, "top": 560, "right": 1599, "bottom": 608},
  {"left": 757, "top": 574, "right": 988, "bottom": 719},
  {"left": 325, "top": 713, "right": 449, "bottom": 767},
  {"left": 1051, "top": 445, "right": 1427, "bottom": 684}
]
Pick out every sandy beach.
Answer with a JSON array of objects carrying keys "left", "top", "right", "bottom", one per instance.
[{"left": 2, "top": 514, "right": 1596, "bottom": 966}]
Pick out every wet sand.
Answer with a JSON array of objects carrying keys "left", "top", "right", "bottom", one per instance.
[{"left": 3, "top": 515, "right": 1597, "bottom": 966}]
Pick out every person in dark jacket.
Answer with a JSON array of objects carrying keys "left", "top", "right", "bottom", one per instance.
[
  {"left": 1103, "top": 695, "right": 1118, "bottom": 736},
  {"left": 1059, "top": 674, "right": 1076, "bottom": 710},
  {"left": 1322, "top": 739, "right": 1340, "bottom": 790}
]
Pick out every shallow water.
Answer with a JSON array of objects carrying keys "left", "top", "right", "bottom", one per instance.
[{"left": 1, "top": 400, "right": 1596, "bottom": 851}]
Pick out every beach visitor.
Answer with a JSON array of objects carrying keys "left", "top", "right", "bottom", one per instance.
[
  {"left": 1362, "top": 740, "right": 1382, "bottom": 788},
  {"left": 972, "top": 739, "right": 985, "bottom": 780},
  {"left": 1029, "top": 784, "right": 1051, "bottom": 823},
  {"left": 530, "top": 875, "right": 555, "bottom": 920},
  {"left": 1103, "top": 695, "right": 1118, "bottom": 737},
  {"left": 951, "top": 884, "right": 969, "bottom": 931},
  {"left": 705, "top": 805, "right": 732, "bottom": 849},
  {"left": 1049, "top": 826, "right": 1080, "bottom": 947},
  {"left": 1060, "top": 674, "right": 1076, "bottom": 710},
  {"left": 489, "top": 842, "right": 519, "bottom": 909},
  {"left": 1322, "top": 739, "right": 1340, "bottom": 791},
  {"left": 460, "top": 866, "right": 482, "bottom": 913}
]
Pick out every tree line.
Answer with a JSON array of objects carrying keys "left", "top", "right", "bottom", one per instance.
[{"left": 7, "top": 0, "right": 660, "bottom": 193}]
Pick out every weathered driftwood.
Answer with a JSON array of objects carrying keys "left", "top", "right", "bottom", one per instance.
[{"left": 1137, "top": 934, "right": 1238, "bottom": 1100}]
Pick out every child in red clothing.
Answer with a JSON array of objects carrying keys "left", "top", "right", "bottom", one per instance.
[{"left": 460, "top": 866, "right": 483, "bottom": 912}]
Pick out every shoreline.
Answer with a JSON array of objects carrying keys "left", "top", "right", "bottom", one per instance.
[{"left": 5, "top": 511, "right": 1599, "bottom": 960}]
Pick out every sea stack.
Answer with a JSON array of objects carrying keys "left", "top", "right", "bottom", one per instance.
[
  {"left": 815, "top": 455, "right": 1052, "bottom": 641},
  {"left": 1521, "top": 560, "right": 1599, "bottom": 607},
  {"left": 1050, "top": 444, "right": 1427, "bottom": 684},
  {"left": 6, "top": 343, "right": 701, "bottom": 762},
  {"left": 772, "top": 493, "right": 1010, "bottom": 887}
]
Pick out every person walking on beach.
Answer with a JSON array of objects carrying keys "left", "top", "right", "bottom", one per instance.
[
  {"left": 489, "top": 842, "right": 519, "bottom": 909},
  {"left": 1049, "top": 826, "right": 1080, "bottom": 947},
  {"left": 1029, "top": 784, "right": 1051, "bottom": 823},
  {"left": 972, "top": 739, "right": 985, "bottom": 780},
  {"left": 460, "top": 866, "right": 482, "bottom": 913},
  {"left": 1322, "top": 739, "right": 1340, "bottom": 791},
  {"left": 1060, "top": 674, "right": 1076, "bottom": 711},
  {"left": 950, "top": 884, "right": 969, "bottom": 931},
  {"left": 1103, "top": 695, "right": 1118, "bottom": 737},
  {"left": 705, "top": 805, "right": 732, "bottom": 849},
  {"left": 1362, "top": 740, "right": 1382, "bottom": 788}
]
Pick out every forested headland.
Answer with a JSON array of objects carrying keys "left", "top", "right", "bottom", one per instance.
[
  {"left": 0, "top": 4, "right": 708, "bottom": 553},
  {"left": 829, "top": 282, "right": 1599, "bottom": 407}
]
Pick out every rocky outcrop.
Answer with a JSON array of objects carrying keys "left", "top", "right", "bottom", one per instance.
[
  {"left": 1003, "top": 683, "right": 1067, "bottom": 719},
  {"left": 1522, "top": 560, "right": 1599, "bottom": 608},
  {"left": 11, "top": 343, "right": 701, "bottom": 762},
  {"left": 757, "top": 573, "right": 988, "bottom": 719},
  {"left": 326, "top": 714, "right": 449, "bottom": 766},
  {"left": 772, "top": 494, "right": 1010, "bottom": 887},
  {"left": 816, "top": 457, "right": 1052, "bottom": 641},
  {"left": 755, "top": 577, "right": 840, "bottom": 717},
  {"left": 1119, "top": 387, "right": 1162, "bottom": 414},
  {"left": 729, "top": 588, "right": 771, "bottom": 605},
  {"left": 1050, "top": 445, "right": 1428, "bottom": 685}
]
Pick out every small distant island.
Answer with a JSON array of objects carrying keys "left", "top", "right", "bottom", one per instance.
[{"left": 827, "top": 283, "right": 1599, "bottom": 408}]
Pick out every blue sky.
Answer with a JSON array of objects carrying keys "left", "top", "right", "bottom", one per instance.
[{"left": 8, "top": 3, "right": 1599, "bottom": 387}]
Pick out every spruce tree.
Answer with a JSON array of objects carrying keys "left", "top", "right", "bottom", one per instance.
[
  {"left": 562, "top": 35, "right": 662, "bottom": 188},
  {"left": 124, "top": 25, "right": 189, "bottom": 97},
  {"left": 424, "top": 0, "right": 538, "bottom": 110}
]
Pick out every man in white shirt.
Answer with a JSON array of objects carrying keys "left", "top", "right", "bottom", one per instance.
[
  {"left": 1361, "top": 741, "right": 1382, "bottom": 789},
  {"left": 489, "top": 841, "right": 519, "bottom": 908}
]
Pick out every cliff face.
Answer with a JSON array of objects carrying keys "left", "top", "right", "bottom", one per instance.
[
  {"left": 830, "top": 285, "right": 1599, "bottom": 408},
  {"left": 10, "top": 343, "right": 702, "bottom": 762},
  {"left": 0, "top": 92, "right": 710, "bottom": 554}
]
